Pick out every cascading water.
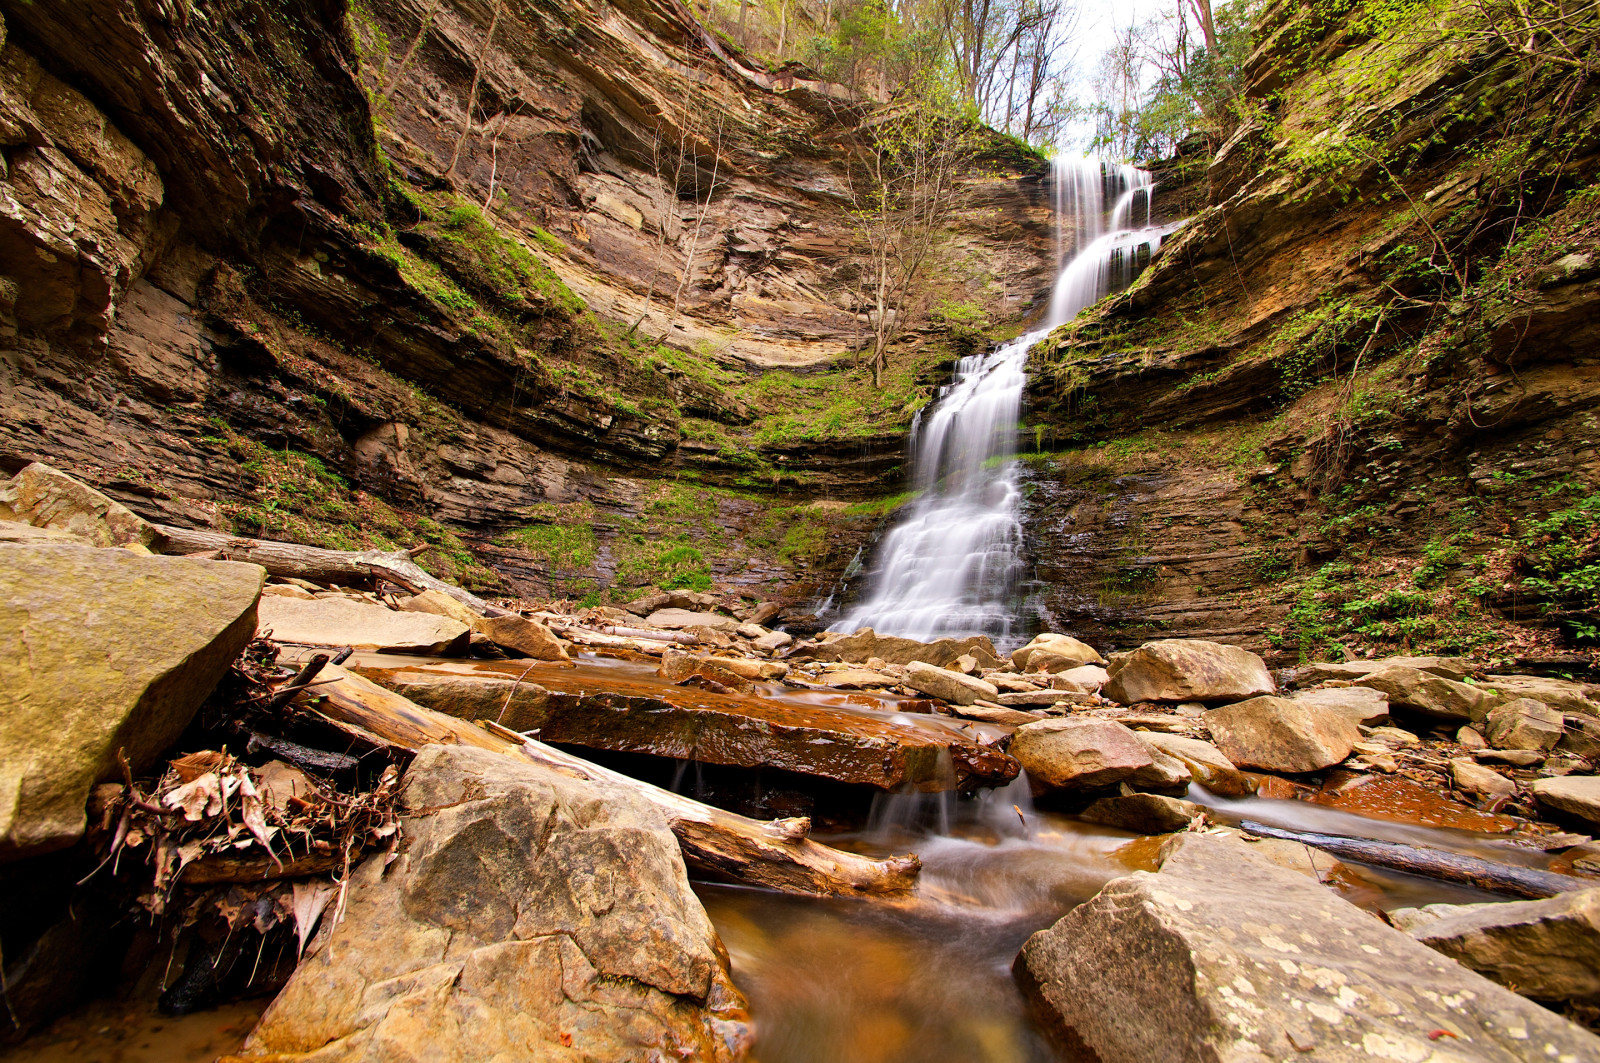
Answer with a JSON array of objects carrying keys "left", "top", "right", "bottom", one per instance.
[{"left": 829, "top": 156, "right": 1169, "bottom": 644}]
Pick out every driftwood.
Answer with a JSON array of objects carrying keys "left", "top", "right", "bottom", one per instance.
[
  {"left": 546, "top": 625, "right": 668, "bottom": 655},
  {"left": 307, "top": 665, "right": 920, "bottom": 896},
  {"left": 150, "top": 524, "right": 511, "bottom": 617},
  {"left": 597, "top": 625, "right": 698, "bottom": 645},
  {"left": 181, "top": 850, "right": 348, "bottom": 886},
  {"left": 1240, "top": 821, "right": 1591, "bottom": 900}
]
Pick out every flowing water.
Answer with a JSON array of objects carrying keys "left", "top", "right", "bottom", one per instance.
[{"left": 829, "top": 158, "right": 1174, "bottom": 644}]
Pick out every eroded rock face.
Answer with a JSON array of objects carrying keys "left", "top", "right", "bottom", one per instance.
[
  {"left": 1102, "top": 640, "right": 1274, "bottom": 705},
  {"left": 239, "top": 745, "right": 751, "bottom": 1062},
  {"left": 1203, "top": 696, "right": 1360, "bottom": 774},
  {"left": 1009, "top": 719, "right": 1153, "bottom": 794},
  {"left": 1015, "top": 833, "right": 1600, "bottom": 1062},
  {"left": 0, "top": 544, "right": 264, "bottom": 860}
]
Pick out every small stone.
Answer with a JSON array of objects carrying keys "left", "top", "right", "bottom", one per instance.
[
  {"left": 1457, "top": 725, "right": 1488, "bottom": 750},
  {"left": 753, "top": 630, "right": 792, "bottom": 654},
  {"left": 736, "top": 623, "right": 769, "bottom": 639},
  {"left": 953, "top": 654, "right": 980, "bottom": 675},
  {"left": 1449, "top": 757, "right": 1516, "bottom": 802},
  {"left": 400, "top": 588, "right": 481, "bottom": 626},
  {"left": 263, "top": 583, "right": 317, "bottom": 600},
  {"left": 1366, "top": 725, "right": 1420, "bottom": 746},
  {"left": 1474, "top": 748, "right": 1544, "bottom": 767}
]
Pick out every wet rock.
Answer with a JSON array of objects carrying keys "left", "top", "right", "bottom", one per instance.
[
  {"left": 1484, "top": 697, "right": 1565, "bottom": 751},
  {"left": 0, "top": 462, "right": 157, "bottom": 549},
  {"left": 1533, "top": 777, "right": 1600, "bottom": 827},
  {"left": 240, "top": 745, "right": 751, "bottom": 1062},
  {"left": 646, "top": 608, "right": 741, "bottom": 632},
  {"left": 658, "top": 652, "right": 757, "bottom": 694},
  {"left": 1015, "top": 833, "right": 1600, "bottom": 1063},
  {"left": 1126, "top": 748, "right": 1192, "bottom": 791},
  {"left": 1393, "top": 888, "right": 1600, "bottom": 1003},
  {"left": 1080, "top": 793, "right": 1205, "bottom": 833},
  {"left": 904, "top": 661, "right": 999, "bottom": 706},
  {"left": 1011, "top": 633, "right": 1104, "bottom": 673},
  {"left": 1133, "top": 733, "right": 1247, "bottom": 794},
  {"left": 1301, "top": 656, "right": 1472, "bottom": 683},
  {"left": 1483, "top": 675, "right": 1600, "bottom": 718},
  {"left": 949, "top": 703, "right": 1045, "bottom": 726},
  {"left": 799, "top": 628, "right": 1001, "bottom": 669},
  {"left": 752, "top": 630, "right": 792, "bottom": 654},
  {"left": 257, "top": 596, "right": 470, "bottom": 655},
  {"left": 1010, "top": 720, "right": 1154, "bottom": 795},
  {"left": 1449, "top": 757, "right": 1516, "bottom": 803},
  {"left": 1353, "top": 665, "right": 1490, "bottom": 720},
  {"left": 1288, "top": 685, "right": 1389, "bottom": 726},
  {"left": 474, "top": 615, "right": 570, "bottom": 661},
  {"left": 1203, "top": 695, "right": 1360, "bottom": 773},
  {"left": 1102, "top": 639, "right": 1274, "bottom": 705},
  {"left": 400, "top": 588, "right": 481, "bottom": 626},
  {"left": 1, "top": 544, "right": 264, "bottom": 860},
  {"left": 360, "top": 661, "right": 1017, "bottom": 791}
]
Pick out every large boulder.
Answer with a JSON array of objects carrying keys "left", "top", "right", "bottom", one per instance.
[
  {"left": 1482, "top": 674, "right": 1600, "bottom": 718},
  {"left": 257, "top": 596, "right": 470, "bottom": 655},
  {"left": 0, "top": 462, "right": 157, "bottom": 549},
  {"left": 1392, "top": 889, "right": 1600, "bottom": 1003},
  {"left": 1102, "top": 640, "right": 1273, "bottom": 705},
  {"left": 1288, "top": 685, "right": 1389, "bottom": 726},
  {"left": 1353, "top": 665, "right": 1490, "bottom": 720},
  {"left": 798, "top": 628, "right": 1001, "bottom": 669},
  {"left": 1011, "top": 633, "right": 1104, "bottom": 673},
  {"left": 239, "top": 745, "right": 751, "bottom": 1062},
  {"left": 903, "top": 661, "right": 998, "bottom": 706},
  {"left": 1202, "top": 696, "right": 1360, "bottom": 773},
  {"left": 1301, "top": 656, "right": 1471, "bottom": 683},
  {"left": 1532, "top": 776, "right": 1600, "bottom": 826},
  {"left": 644, "top": 608, "right": 741, "bottom": 633},
  {"left": 473, "top": 614, "right": 570, "bottom": 661},
  {"left": 1010, "top": 720, "right": 1153, "bottom": 794},
  {"left": 1483, "top": 697, "right": 1564, "bottom": 751},
  {"left": 1015, "top": 833, "right": 1600, "bottom": 1062},
  {"left": 1, "top": 545, "right": 265, "bottom": 860}
]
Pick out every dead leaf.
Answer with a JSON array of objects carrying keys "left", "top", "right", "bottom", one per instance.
[
  {"left": 168, "top": 751, "right": 227, "bottom": 783},
  {"left": 238, "top": 769, "right": 280, "bottom": 865},
  {"left": 164, "top": 772, "right": 224, "bottom": 821},
  {"left": 291, "top": 880, "right": 337, "bottom": 958}
]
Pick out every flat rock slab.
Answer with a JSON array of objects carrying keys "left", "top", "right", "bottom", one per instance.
[
  {"left": 240, "top": 745, "right": 751, "bottom": 1062},
  {"left": 1016, "top": 832, "right": 1600, "bottom": 1062},
  {"left": 644, "top": 608, "right": 741, "bottom": 632},
  {"left": 356, "top": 660, "right": 1018, "bottom": 792},
  {"left": 1289, "top": 685, "right": 1390, "bottom": 726},
  {"left": 258, "top": 595, "right": 469, "bottom": 655},
  {"left": 1302, "top": 656, "right": 1472, "bottom": 683},
  {"left": 1, "top": 545, "right": 264, "bottom": 860},
  {"left": 1483, "top": 674, "right": 1600, "bottom": 717},
  {"left": 1533, "top": 776, "right": 1600, "bottom": 826},
  {"left": 800, "top": 628, "right": 1001, "bottom": 669}
]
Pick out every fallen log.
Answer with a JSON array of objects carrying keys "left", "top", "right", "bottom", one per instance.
[
  {"left": 1239, "top": 821, "right": 1589, "bottom": 899},
  {"left": 306, "top": 665, "right": 920, "bottom": 897},
  {"left": 546, "top": 625, "right": 667, "bottom": 655},
  {"left": 150, "top": 524, "right": 510, "bottom": 617},
  {"left": 598, "top": 625, "right": 698, "bottom": 645}
]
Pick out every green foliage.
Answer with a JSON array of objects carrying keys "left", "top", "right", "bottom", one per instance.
[
  {"left": 498, "top": 502, "right": 598, "bottom": 570},
  {"left": 1510, "top": 491, "right": 1600, "bottom": 642}
]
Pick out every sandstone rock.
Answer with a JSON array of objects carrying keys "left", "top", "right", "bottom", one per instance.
[
  {"left": 904, "top": 661, "right": 999, "bottom": 706},
  {"left": 1559, "top": 715, "right": 1600, "bottom": 759},
  {"left": 752, "top": 630, "right": 792, "bottom": 653},
  {"left": 240, "top": 745, "right": 751, "bottom": 1062},
  {"left": 1449, "top": 757, "right": 1516, "bottom": 803},
  {"left": 262, "top": 583, "right": 316, "bottom": 600},
  {"left": 1483, "top": 674, "right": 1600, "bottom": 718},
  {"left": 735, "top": 623, "right": 768, "bottom": 639},
  {"left": 1010, "top": 720, "right": 1154, "bottom": 794},
  {"left": 1016, "top": 833, "right": 1600, "bottom": 1063},
  {"left": 1102, "top": 639, "right": 1273, "bottom": 705},
  {"left": 1011, "top": 633, "right": 1104, "bottom": 673},
  {"left": 0, "top": 462, "right": 157, "bottom": 549},
  {"left": 997, "top": 689, "right": 1091, "bottom": 707},
  {"left": 400, "top": 588, "right": 481, "bottom": 626},
  {"left": 1484, "top": 697, "right": 1565, "bottom": 751},
  {"left": 1127, "top": 748, "right": 1192, "bottom": 791},
  {"left": 1288, "top": 685, "right": 1389, "bottom": 726},
  {"left": 1395, "top": 889, "right": 1600, "bottom": 1003},
  {"left": 627, "top": 590, "right": 723, "bottom": 615},
  {"left": 1532, "top": 776, "right": 1600, "bottom": 826},
  {"left": 1051, "top": 664, "right": 1110, "bottom": 692},
  {"left": 948, "top": 703, "right": 1045, "bottom": 726},
  {"left": 747, "top": 601, "right": 784, "bottom": 626},
  {"left": 1353, "top": 665, "right": 1490, "bottom": 720},
  {"left": 474, "top": 615, "right": 570, "bottom": 661},
  {"left": 1458, "top": 725, "right": 1488, "bottom": 750},
  {"left": 1, "top": 545, "right": 264, "bottom": 860},
  {"left": 798, "top": 628, "right": 1001, "bottom": 669},
  {"left": 705, "top": 657, "right": 766, "bottom": 681},
  {"left": 1080, "top": 793, "right": 1205, "bottom": 833},
  {"left": 257, "top": 596, "right": 470, "bottom": 655},
  {"left": 0, "top": 520, "right": 88, "bottom": 545},
  {"left": 1132, "top": 733, "right": 1248, "bottom": 795},
  {"left": 952, "top": 653, "right": 980, "bottom": 675},
  {"left": 1477, "top": 748, "right": 1544, "bottom": 767},
  {"left": 820, "top": 668, "right": 897, "bottom": 689},
  {"left": 645, "top": 608, "right": 741, "bottom": 632},
  {"left": 1203, "top": 695, "right": 1360, "bottom": 773},
  {"left": 657, "top": 652, "right": 757, "bottom": 694},
  {"left": 1301, "top": 656, "right": 1472, "bottom": 683}
]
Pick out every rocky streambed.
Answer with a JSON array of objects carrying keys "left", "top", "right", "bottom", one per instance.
[{"left": 5, "top": 461, "right": 1600, "bottom": 1062}]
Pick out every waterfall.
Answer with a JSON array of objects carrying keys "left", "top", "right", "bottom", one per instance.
[{"left": 828, "top": 156, "right": 1166, "bottom": 644}]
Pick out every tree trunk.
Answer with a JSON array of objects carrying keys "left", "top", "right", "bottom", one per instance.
[{"left": 308, "top": 666, "right": 922, "bottom": 897}]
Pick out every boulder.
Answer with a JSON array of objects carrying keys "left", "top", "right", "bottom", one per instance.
[
  {"left": 1393, "top": 888, "right": 1600, "bottom": 1003},
  {"left": 1051, "top": 664, "right": 1109, "bottom": 692},
  {"left": 645, "top": 608, "right": 741, "bottom": 633},
  {"left": 1354, "top": 665, "right": 1490, "bottom": 720},
  {"left": 1080, "top": 793, "right": 1205, "bottom": 834},
  {"left": 1301, "top": 656, "right": 1472, "bottom": 683},
  {"left": 0, "top": 520, "right": 89, "bottom": 545},
  {"left": 1011, "top": 633, "right": 1104, "bottom": 673},
  {"left": 752, "top": 630, "right": 792, "bottom": 654},
  {"left": 1483, "top": 697, "right": 1565, "bottom": 751},
  {"left": 1559, "top": 715, "right": 1600, "bottom": 759},
  {"left": 1010, "top": 720, "right": 1154, "bottom": 794},
  {"left": 257, "top": 596, "right": 470, "bottom": 655},
  {"left": 997, "top": 689, "right": 1090, "bottom": 707},
  {"left": 400, "top": 588, "right": 481, "bottom": 626},
  {"left": 626, "top": 589, "right": 723, "bottom": 615},
  {"left": 820, "top": 668, "right": 898, "bottom": 689},
  {"left": 747, "top": 601, "right": 784, "bottom": 626},
  {"left": 1483, "top": 674, "right": 1600, "bottom": 718},
  {"left": 1449, "top": 757, "right": 1516, "bottom": 803},
  {"left": 1, "top": 545, "right": 265, "bottom": 860},
  {"left": 1015, "top": 833, "right": 1600, "bottom": 1063},
  {"left": 1202, "top": 696, "right": 1360, "bottom": 774},
  {"left": 473, "top": 614, "right": 570, "bottom": 661},
  {"left": 239, "top": 745, "right": 751, "bottom": 1062},
  {"left": 1288, "top": 685, "right": 1389, "bottom": 726},
  {"left": 1133, "top": 733, "right": 1249, "bottom": 795},
  {"left": 1102, "top": 640, "right": 1274, "bottom": 705},
  {"left": 1532, "top": 776, "right": 1600, "bottom": 826},
  {"left": 903, "top": 661, "right": 999, "bottom": 706},
  {"left": 949, "top": 703, "right": 1045, "bottom": 726},
  {"left": 798, "top": 628, "right": 1001, "bottom": 669},
  {"left": 0, "top": 462, "right": 157, "bottom": 549},
  {"left": 658, "top": 652, "right": 757, "bottom": 694},
  {"left": 1127, "top": 748, "right": 1192, "bottom": 791}
]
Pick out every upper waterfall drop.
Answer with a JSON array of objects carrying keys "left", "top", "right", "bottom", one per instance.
[{"left": 827, "top": 156, "right": 1167, "bottom": 645}]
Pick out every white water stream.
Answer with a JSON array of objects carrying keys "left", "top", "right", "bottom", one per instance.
[{"left": 829, "top": 157, "right": 1168, "bottom": 644}]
